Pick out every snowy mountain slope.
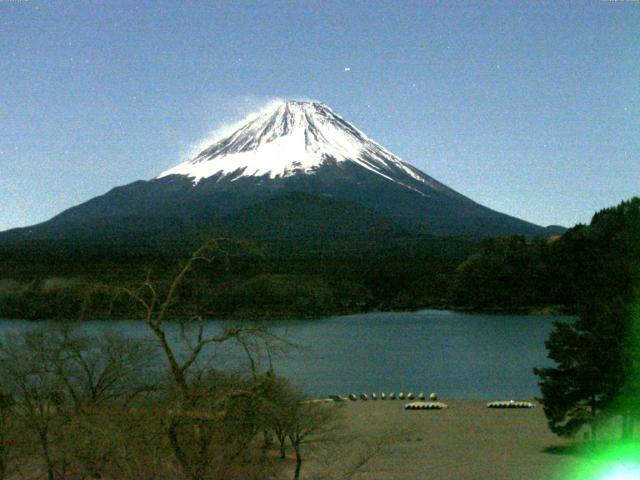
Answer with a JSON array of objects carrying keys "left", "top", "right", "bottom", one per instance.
[
  {"left": 0, "top": 100, "right": 553, "bottom": 246},
  {"left": 158, "top": 101, "right": 452, "bottom": 197}
]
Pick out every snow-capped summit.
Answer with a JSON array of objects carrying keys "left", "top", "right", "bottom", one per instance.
[{"left": 158, "top": 101, "right": 441, "bottom": 194}]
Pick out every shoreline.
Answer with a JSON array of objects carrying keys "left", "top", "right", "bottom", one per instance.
[{"left": 0, "top": 303, "right": 576, "bottom": 322}]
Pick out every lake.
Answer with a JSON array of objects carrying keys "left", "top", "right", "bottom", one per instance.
[{"left": 0, "top": 309, "right": 571, "bottom": 399}]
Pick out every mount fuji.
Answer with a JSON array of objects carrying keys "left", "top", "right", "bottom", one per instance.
[
  {"left": 158, "top": 101, "right": 446, "bottom": 193},
  {"left": 1, "top": 101, "right": 559, "bottom": 249}
]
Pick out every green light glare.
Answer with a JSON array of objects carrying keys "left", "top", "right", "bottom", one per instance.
[
  {"left": 599, "top": 462, "right": 640, "bottom": 480},
  {"left": 568, "top": 443, "right": 640, "bottom": 480}
]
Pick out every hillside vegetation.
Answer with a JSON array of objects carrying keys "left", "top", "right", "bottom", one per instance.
[
  {"left": 0, "top": 197, "right": 636, "bottom": 321},
  {"left": 0, "top": 236, "right": 475, "bottom": 320},
  {"left": 450, "top": 197, "right": 640, "bottom": 312}
]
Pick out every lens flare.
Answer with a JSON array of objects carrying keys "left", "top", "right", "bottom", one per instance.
[
  {"left": 598, "top": 462, "right": 640, "bottom": 480},
  {"left": 566, "top": 443, "right": 640, "bottom": 480}
]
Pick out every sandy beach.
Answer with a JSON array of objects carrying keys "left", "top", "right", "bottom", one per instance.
[{"left": 308, "top": 399, "right": 582, "bottom": 480}]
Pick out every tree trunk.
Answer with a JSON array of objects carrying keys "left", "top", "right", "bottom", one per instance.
[
  {"left": 279, "top": 438, "right": 286, "bottom": 459},
  {"left": 167, "top": 417, "right": 194, "bottom": 480},
  {"left": 39, "top": 431, "right": 55, "bottom": 480},
  {"left": 293, "top": 443, "right": 302, "bottom": 480},
  {"left": 0, "top": 449, "right": 5, "bottom": 480},
  {"left": 146, "top": 321, "right": 189, "bottom": 397},
  {"left": 263, "top": 429, "right": 273, "bottom": 449}
]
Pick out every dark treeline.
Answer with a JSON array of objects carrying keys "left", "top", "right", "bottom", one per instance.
[
  {"left": 1, "top": 197, "right": 638, "bottom": 321},
  {"left": 449, "top": 235, "right": 577, "bottom": 312},
  {"left": 450, "top": 197, "right": 640, "bottom": 313},
  {"left": 0, "top": 236, "right": 477, "bottom": 321}
]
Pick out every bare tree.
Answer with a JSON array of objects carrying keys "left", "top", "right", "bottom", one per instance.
[
  {"left": 290, "top": 403, "right": 338, "bottom": 480},
  {"left": 0, "top": 392, "right": 16, "bottom": 480},
  {"left": 53, "top": 326, "right": 158, "bottom": 412},
  {"left": 120, "top": 238, "right": 288, "bottom": 480},
  {"left": 306, "top": 433, "right": 387, "bottom": 480},
  {"left": 0, "top": 329, "right": 68, "bottom": 480},
  {"left": 121, "top": 239, "right": 277, "bottom": 398},
  {"left": 262, "top": 383, "right": 384, "bottom": 480},
  {"left": 0, "top": 326, "right": 158, "bottom": 480},
  {"left": 55, "top": 328, "right": 158, "bottom": 478}
]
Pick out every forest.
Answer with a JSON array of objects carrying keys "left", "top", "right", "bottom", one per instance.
[
  {"left": 0, "top": 235, "right": 476, "bottom": 321},
  {"left": 0, "top": 197, "right": 637, "bottom": 321}
]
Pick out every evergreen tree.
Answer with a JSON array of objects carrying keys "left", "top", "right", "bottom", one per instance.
[
  {"left": 534, "top": 300, "right": 626, "bottom": 439},
  {"left": 535, "top": 197, "right": 640, "bottom": 440}
]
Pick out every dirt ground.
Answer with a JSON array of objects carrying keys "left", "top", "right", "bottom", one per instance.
[{"left": 308, "top": 399, "right": 583, "bottom": 480}]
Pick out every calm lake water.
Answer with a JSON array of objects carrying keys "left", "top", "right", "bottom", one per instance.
[{"left": 0, "top": 310, "right": 571, "bottom": 399}]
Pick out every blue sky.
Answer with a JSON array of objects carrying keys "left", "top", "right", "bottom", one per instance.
[{"left": 1, "top": 0, "right": 638, "bottom": 231}]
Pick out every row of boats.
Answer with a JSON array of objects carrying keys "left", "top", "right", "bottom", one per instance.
[
  {"left": 346, "top": 392, "right": 437, "bottom": 401},
  {"left": 486, "top": 400, "right": 534, "bottom": 409},
  {"left": 336, "top": 394, "right": 534, "bottom": 410},
  {"left": 404, "top": 400, "right": 534, "bottom": 410}
]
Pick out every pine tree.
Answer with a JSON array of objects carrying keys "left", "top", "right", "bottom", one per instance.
[
  {"left": 534, "top": 301, "right": 626, "bottom": 439},
  {"left": 535, "top": 197, "right": 640, "bottom": 440}
]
